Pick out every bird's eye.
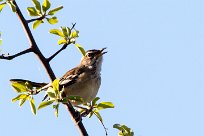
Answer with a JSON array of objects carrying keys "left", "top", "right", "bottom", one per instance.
[{"left": 86, "top": 53, "right": 94, "bottom": 58}]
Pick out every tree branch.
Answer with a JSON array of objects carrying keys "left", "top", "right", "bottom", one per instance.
[
  {"left": 47, "top": 44, "right": 68, "bottom": 62},
  {"left": 12, "top": 1, "right": 88, "bottom": 136},
  {"left": 64, "top": 102, "right": 88, "bottom": 136},
  {"left": 0, "top": 48, "right": 32, "bottom": 60},
  {"left": 13, "top": 1, "right": 55, "bottom": 81}
]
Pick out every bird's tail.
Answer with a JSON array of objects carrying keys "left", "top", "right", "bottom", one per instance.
[
  {"left": 10, "top": 79, "right": 52, "bottom": 101},
  {"left": 10, "top": 79, "right": 48, "bottom": 88}
]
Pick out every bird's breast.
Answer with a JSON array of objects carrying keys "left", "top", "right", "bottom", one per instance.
[{"left": 63, "top": 77, "right": 101, "bottom": 106}]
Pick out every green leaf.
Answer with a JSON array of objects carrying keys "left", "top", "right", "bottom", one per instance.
[
  {"left": 70, "top": 30, "right": 79, "bottom": 38},
  {"left": 25, "top": 81, "right": 33, "bottom": 90},
  {"left": 67, "top": 95, "right": 84, "bottom": 103},
  {"left": 97, "top": 102, "right": 114, "bottom": 110},
  {"left": 32, "top": 20, "right": 43, "bottom": 29},
  {"left": 92, "top": 97, "right": 100, "bottom": 106},
  {"left": 49, "top": 29, "right": 64, "bottom": 37},
  {"left": 0, "top": 3, "right": 6, "bottom": 12},
  {"left": 32, "top": 0, "right": 41, "bottom": 14},
  {"left": 19, "top": 99, "right": 26, "bottom": 106},
  {"left": 60, "top": 26, "right": 70, "bottom": 37},
  {"left": 19, "top": 95, "right": 30, "bottom": 107},
  {"left": 7, "top": 1, "right": 16, "bottom": 12},
  {"left": 48, "top": 5, "right": 63, "bottom": 15},
  {"left": 88, "top": 111, "right": 94, "bottom": 118},
  {"left": 113, "top": 124, "right": 122, "bottom": 131},
  {"left": 46, "top": 16, "right": 58, "bottom": 24},
  {"left": 30, "top": 97, "right": 36, "bottom": 115},
  {"left": 113, "top": 124, "right": 134, "bottom": 136},
  {"left": 58, "top": 38, "right": 67, "bottom": 45},
  {"left": 52, "top": 79, "right": 59, "bottom": 95},
  {"left": 93, "top": 109, "right": 103, "bottom": 122},
  {"left": 75, "top": 44, "right": 86, "bottom": 56},
  {"left": 42, "top": 0, "right": 50, "bottom": 13},
  {"left": 46, "top": 87, "right": 57, "bottom": 99},
  {"left": 38, "top": 100, "right": 55, "bottom": 110},
  {"left": 12, "top": 94, "right": 28, "bottom": 103},
  {"left": 122, "top": 125, "right": 132, "bottom": 135},
  {"left": 27, "top": 7, "right": 39, "bottom": 16},
  {"left": 11, "top": 82, "right": 28, "bottom": 93},
  {"left": 47, "top": 92, "right": 56, "bottom": 99},
  {"left": 53, "top": 103, "right": 59, "bottom": 117}
]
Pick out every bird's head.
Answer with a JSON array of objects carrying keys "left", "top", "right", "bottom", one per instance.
[{"left": 80, "top": 48, "right": 107, "bottom": 69}]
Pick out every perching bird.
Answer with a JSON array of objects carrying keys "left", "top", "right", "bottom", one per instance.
[
  {"left": 11, "top": 48, "right": 107, "bottom": 106},
  {"left": 59, "top": 48, "right": 107, "bottom": 105}
]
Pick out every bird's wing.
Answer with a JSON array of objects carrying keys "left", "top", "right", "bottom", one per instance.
[{"left": 59, "top": 65, "right": 87, "bottom": 87}]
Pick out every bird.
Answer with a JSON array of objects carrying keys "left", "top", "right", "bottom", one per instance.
[
  {"left": 11, "top": 48, "right": 107, "bottom": 106},
  {"left": 58, "top": 47, "right": 107, "bottom": 105}
]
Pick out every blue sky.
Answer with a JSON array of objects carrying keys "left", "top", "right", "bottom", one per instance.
[{"left": 1, "top": 0, "right": 204, "bottom": 136}]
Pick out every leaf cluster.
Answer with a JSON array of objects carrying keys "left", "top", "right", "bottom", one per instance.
[
  {"left": 27, "top": 0, "right": 63, "bottom": 29},
  {"left": 80, "top": 97, "right": 114, "bottom": 122},
  {"left": 49, "top": 26, "right": 85, "bottom": 56},
  {"left": 11, "top": 81, "right": 37, "bottom": 115},
  {"left": 0, "top": 0, "right": 16, "bottom": 13},
  {"left": 38, "top": 79, "right": 61, "bottom": 117},
  {"left": 10, "top": 79, "right": 61, "bottom": 116}
]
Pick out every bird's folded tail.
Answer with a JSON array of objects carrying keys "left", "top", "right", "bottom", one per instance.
[
  {"left": 10, "top": 79, "right": 52, "bottom": 101},
  {"left": 10, "top": 79, "right": 48, "bottom": 88}
]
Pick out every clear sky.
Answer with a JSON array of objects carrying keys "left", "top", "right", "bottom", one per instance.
[{"left": 1, "top": 0, "right": 204, "bottom": 136}]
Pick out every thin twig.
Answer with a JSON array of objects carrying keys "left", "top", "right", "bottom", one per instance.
[
  {"left": 26, "top": 16, "right": 45, "bottom": 23},
  {"left": 47, "top": 44, "right": 68, "bottom": 62},
  {"left": 71, "top": 23, "right": 76, "bottom": 30},
  {"left": 93, "top": 112, "right": 108, "bottom": 136},
  {"left": 27, "top": 15, "right": 46, "bottom": 23},
  {"left": 0, "top": 48, "right": 32, "bottom": 60}
]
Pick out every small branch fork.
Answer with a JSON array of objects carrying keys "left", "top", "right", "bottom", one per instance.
[{"left": 1, "top": 1, "right": 88, "bottom": 136}]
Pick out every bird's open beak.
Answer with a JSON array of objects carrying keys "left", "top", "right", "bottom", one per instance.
[
  {"left": 100, "top": 47, "right": 107, "bottom": 55},
  {"left": 96, "top": 47, "right": 107, "bottom": 58}
]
